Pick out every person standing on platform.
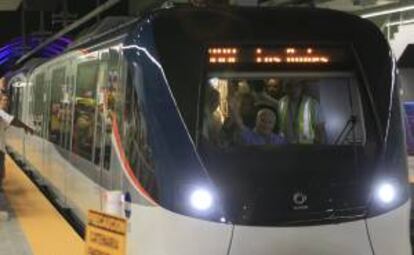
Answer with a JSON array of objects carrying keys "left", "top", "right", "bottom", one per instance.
[
  {"left": 0, "top": 94, "right": 34, "bottom": 191},
  {"left": 0, "top": 77, "right": 7, "bottom": 95}
]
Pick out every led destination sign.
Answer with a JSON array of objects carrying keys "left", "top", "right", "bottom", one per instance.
[{"left": 208, "top": 46, "right": 346, "bottom": 65}]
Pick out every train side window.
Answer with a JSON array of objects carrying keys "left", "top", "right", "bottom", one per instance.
[
  {"left": 49, "top": 68, "right": 66, "bottom": 144},
  {"left": 18, "top": 85, "right": 23, "bottom": 119},
  {"left": 10, "top": 87, "right": 17, "bottom": 116},
  {"left": 94, "top": 48, "right": 121, "bottom": 170},
  {"left": 32, "top": 73, "right": 46, "bottom": 136},
  {"left": 122, "top": 64, "right": 157, "bottom": 198},
  {"left": 72, "top": 61, "right": 99, "bottom": 161},
  {"left": 10, "top": 83, "right": 22, "bottom": 119},
  {"left": 116, "top": 57, "right": 127, "bottom": 135}
]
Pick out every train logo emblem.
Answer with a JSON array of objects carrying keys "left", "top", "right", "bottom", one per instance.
[{"left": 292, "top": 192, "right": 308, "bottom": 210}]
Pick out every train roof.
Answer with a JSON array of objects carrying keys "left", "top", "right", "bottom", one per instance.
[
  {"left": 5, "top": 58, "right": 46, "bottom": 81},
  {"left": 150, "top": 5, "right": 380, "bottom": 31},
  {"left": 65, "top": 5, "right": 385, "bottom": 54},
  {"left": 66, "top": 16, "right": 137, "bottom": 51}
]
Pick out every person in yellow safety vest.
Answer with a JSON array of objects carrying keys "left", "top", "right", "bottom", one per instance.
[{"left": 278, "top": 82, "right": 325, "bottom": 144}]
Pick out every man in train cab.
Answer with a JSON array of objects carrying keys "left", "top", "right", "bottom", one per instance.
[
  {"left": 219, "top": 91, "right": 258, "bottom": 147},
  {"left": 242, "top": 108, "right": 286, "bottom": 145},
  {"left": 265, "top": 78, "right": 283, "bottom": 100},
  {"left": 202, "top": 87, "right": 222, "bottom": 145},
  {"left": 250, "top": 79, "right": 279, "bottom": 112},
  {"left": 278, "top": 81, "right": 325, "bottom": 144},
  {"left": 229, "top": 96, "right": 285, "bottom": 145},
  {"left": 0, "top": 94, "right": 34, "bottom": 191}
]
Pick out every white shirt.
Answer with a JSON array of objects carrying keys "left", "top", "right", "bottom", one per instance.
[{"left": 0, "top": 110, "right": 14, "bottom": 153}]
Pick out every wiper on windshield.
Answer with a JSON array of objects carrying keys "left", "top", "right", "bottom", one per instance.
[{"left": 334, "top": 115, "right": 358, "bottom": 145}]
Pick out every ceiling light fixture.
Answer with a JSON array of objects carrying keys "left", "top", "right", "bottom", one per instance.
[
  {"left": 361, "top": 5, "right": 414, "bottom": 18},
  {"left": 385, "top": 18, "right": 414, "bottom": 27}
]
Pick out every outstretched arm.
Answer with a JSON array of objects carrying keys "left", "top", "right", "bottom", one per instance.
[
  {"left": 228, "top": 96, "right": 245, "bottom": 130},
  {"left": 0, "top": 109, "right": 34, "bottom": 134},
  {"left": 11, "top": 118, "right": 34, "bottom": 134}
]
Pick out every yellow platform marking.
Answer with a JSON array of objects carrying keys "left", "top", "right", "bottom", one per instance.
[{"left": 4, "top": 156, "right": 84, "bottom": 255}]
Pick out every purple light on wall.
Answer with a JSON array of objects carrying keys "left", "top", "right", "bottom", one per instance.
[
  {"left": 59, "top": 37, "right": 72, "bottom": 44},
  {"left": 0, "top": 45, "right": 11, "bottom": 52},
  {"left": 0, "top": 35, "right": 73, "bottom": 67},
  {"left": 47, "top": 43, "right": 67, "bottom": 52},
  {"left": 0, "top": 49, "right": 12, "bottom": 60},
  {"left": 0, "top": 57, "right": 10, "bottom": 65},
  {"left": 42, "top": 47, "right": 61, "bottom": 56},
  {"left": 0, "top": 49, "right": 10, "bottom": 57},
  {"left": 0, "top": 41, "right": 20, "bottom": 53}
]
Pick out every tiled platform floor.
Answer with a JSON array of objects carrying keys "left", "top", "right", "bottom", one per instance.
[
  {"left": 0, "top": 192, "right": 33, "bottom": 255},
  {"left": 0, "top": 156, "right": 84, "bottom": 255}
]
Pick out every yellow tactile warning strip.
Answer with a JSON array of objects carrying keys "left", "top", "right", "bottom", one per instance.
[{"left": 3, "top": 155, "right": 84, "bottom": 255}]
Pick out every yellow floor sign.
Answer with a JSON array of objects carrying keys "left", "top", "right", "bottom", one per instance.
[{"left": 85, "top": 210, "right": 127, "bottom": 255}]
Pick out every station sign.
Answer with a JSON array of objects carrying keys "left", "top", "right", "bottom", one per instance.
[{"left": 85, "top": 210, "right": 127, "bottom": 255}]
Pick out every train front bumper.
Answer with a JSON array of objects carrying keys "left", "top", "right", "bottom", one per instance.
[
  {"left": 128, "top": 201, "right": 411, "bottom": 255},
  {"left": 229, "top": 201, "right": 411, "bottom": 255}
]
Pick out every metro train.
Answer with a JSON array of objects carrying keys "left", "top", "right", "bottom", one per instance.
[
  {"left": 398, "top": 45, "right": 414, "bottom": 155},
  {"left": 5, "top": 5, "right": 412, "bottom": 255}
]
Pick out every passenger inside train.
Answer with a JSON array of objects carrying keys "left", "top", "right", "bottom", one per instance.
[
  {"left": 264, "top": 78, "right": 283, "bottom": 100},
  {"left": 278, "top": 80, "right": 325, "bottom": 144},
  {"left": 202, "top": 76, "right": 366, "bottom": 148}
]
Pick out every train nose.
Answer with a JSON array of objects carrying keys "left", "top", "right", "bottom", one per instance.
[
  {"left": 227, "top": 201, "right": 411, "bottom": 255},
  {"left": 228, "top": 221, "right": 374, "bottom": 255}
]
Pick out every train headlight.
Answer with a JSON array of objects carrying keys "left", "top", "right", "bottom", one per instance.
[
  {"left": 376, "top": 182, "right": 397, "bottom": 204},
  {"left": 190, "top": 188, "right": 213, "bottom": 211}
]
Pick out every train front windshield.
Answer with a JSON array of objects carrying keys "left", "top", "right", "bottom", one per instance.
[
  {"left": 198, "top": 46, "right": 374, "bottom": 225},
  {"left": 202, "top": 75, "right": 365, "bottom": 147}
]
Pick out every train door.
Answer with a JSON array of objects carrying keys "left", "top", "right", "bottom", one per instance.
[
  {"left": 46, "top": 65, "right": 71, "bottom": 206},
  {"left": 93, "top": 47, "right": 122, "bottom": 190},
  {"left": 40, "top": 71, "right": 51, "bottom": 181},
  {"left": 48, "top": 67, "right": 67, "bottom": 147},
  {"left": 21, "top": 75, "right": 32, "bottom": 159},
  {"left": 10, "top": 78, "right": 24, "bottom": 119},
  {"left": 68, "top": 52, "right": 105, "bottom": 221}
]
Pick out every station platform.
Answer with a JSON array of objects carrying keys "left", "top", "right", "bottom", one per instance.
[{"left": 0, "top": 155, "right": 84, "bottom": 255}]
